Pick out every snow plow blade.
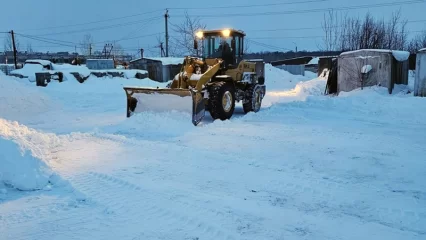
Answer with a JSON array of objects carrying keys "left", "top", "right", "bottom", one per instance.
[{"left": 123, "top": 87, "right": 206, "bottom": 126}]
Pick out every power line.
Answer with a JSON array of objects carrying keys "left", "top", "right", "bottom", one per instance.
[
  {"left": 248, "top": 30, "right": 426, "bottom": 40},
  {"left": 17, "top": 34, "right": 75, "bottom": 48},
  {"left": 98, "top": 17, "right": 162, "bottom": 45},
  {"left": 246, "top": 39, "right": 292, "bottom": 51},
  {"left": 173, "top": 0, "right": 425, "bottom": 18},
  {"left": 30, "top": 16, "right": 162, "bottom": 37},
  {"left": 16, "top": 9, "right": 164, "bottom": 32},
  {"left": 245, "top": 19, "right": 426, "bottom": 32},
  {"left": 16, "top": 33, "right": 78, "bottom": 45},
  {"left": 168, "top": 0, "right": 329, "bottom": 10},
  {"left": 92, "top": 32, "right": 164, "bottom": 45}
]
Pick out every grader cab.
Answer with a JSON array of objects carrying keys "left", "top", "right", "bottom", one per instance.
[{"left": 123, "top": 28, "right": 266, "bottom": 126}]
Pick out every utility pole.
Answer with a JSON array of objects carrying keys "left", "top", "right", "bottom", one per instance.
[
  {"left": 164, "top": 9, "right": 169, "bottom": 57},
  {"left": 140, "top": 48, "right": 144, "bottom": 58},
  {"left": 89, "top": 44, "right": 92, "bottom": 56},
  {"left": 10, "top": 30, "right": 17, "bottom": 69}
]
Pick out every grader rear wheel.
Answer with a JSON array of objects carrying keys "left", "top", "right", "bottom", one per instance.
[{"left": 243, "top": 84, "right": 264, "bottom": 113}]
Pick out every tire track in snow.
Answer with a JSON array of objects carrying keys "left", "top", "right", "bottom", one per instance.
[
  {"left": 83, "top": 132, "right": 426, "bottom": 236},
  {"left": 64, "top": 170, "right": 241, "bottom": 240}
]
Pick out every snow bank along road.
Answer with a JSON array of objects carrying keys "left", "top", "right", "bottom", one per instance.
[{"left": 0, "top": 66, "right": 425, "bottom": 240}]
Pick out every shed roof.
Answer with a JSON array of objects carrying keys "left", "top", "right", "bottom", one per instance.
[{"left": 340, "top": 49, "right": 410, "bottom": 62}]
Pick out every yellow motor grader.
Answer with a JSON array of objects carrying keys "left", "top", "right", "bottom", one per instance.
[{"left": 123, "top": 28, "right": 266, "bottom": 126}]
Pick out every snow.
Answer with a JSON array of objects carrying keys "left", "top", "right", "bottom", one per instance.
[
  {"left": 25, "top": 59, "right": 52, "bottom": 66},
  {"left": 392, "top": 50, "right": 410, "bottom": 61},
  {"left": 419, "top": 48, "right": 426, "bottom": 52},
  {"left": 0, "top": 64, "right": 425, "bottom": 240},
  {"left": 9, "top": 64, "right": 44, "bottom": 82},
  {"left": 143, "top": 57, "right": 184, "bottom": 65},
  {"left": 307, "top": 57, "right": 319, "bottom": 65},
  {"left": 91, "top": 69, "right": 148, "bottom": 78},
  {"left": 341, "top": 49, "right": 410, "bottom": 61},
  {"left": 0, "top": 136, "right": 53, "bottom": 191},
  {"left": 361, "top": 64, "right": 373, "bottom": 73}
]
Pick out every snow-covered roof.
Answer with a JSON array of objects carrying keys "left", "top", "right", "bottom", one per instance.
[
  {"left": 25, "top": 59, "right": 52, "bottom": 66},
  {"left": 419, "top": 48, "right": 426, "bottom": 52},
  {"left": 132, "top": 57, "right": 184, "bottom": 65},
  {"left": 340, "top": 49, "right": 410, "bottom": 62}
]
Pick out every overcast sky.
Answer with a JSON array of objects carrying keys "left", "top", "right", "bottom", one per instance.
[{"left": 0, "top": 0, "right": 425, "bottom": 56}]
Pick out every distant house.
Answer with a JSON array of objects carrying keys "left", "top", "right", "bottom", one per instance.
[
  {"left": 337, "top": 49, "right": 410, "bottom": 94},
  {"left": 129, "top": 57, "right": 184, "bottom": 82},
  {"left": 414, "top": 48, "right": 426, "bottom": 97}
]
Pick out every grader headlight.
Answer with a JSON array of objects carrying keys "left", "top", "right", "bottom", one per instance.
[
  {"left": 222, "top": 29, "right": 231, "bottom": 38},
  {"left": 196, "top": 31, "right": 204, "bottom": 39}
]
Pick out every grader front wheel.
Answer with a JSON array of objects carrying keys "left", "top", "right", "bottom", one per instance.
[{"left": 208, "top": 82, "right": 236, "bottom": 120}]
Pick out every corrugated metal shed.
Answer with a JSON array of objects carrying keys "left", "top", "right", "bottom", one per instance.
[
  {"left": 414, "top": 48, "right": 426, "bottom": 97},
  {"left": 337, "top": 49, "right": 409, "bottom": 94},
  {"left": 86, "top": 59, "right": 115, "bottom": 70}
]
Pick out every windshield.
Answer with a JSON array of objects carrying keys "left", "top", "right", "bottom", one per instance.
[{"left": 203, "top": 36, "right": 232, "bottom": 58}]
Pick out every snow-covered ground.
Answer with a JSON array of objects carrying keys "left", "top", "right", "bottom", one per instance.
[{"left": 0, "top": 65, "right": 425, "bottom": 240}]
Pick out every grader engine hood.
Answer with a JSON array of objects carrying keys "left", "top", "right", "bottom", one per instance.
[{"left": 123, "top": 57, "right": 223, "bottom": 126}]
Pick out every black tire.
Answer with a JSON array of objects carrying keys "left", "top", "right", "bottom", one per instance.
[
  {"left": 243, "top": 84, "right": 263, "bottom": 113},
  {"left": 208, "top": 82, "right": 235, "bottom": 120}
]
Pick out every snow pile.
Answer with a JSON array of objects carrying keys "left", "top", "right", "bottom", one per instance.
[
  {"left": 0, "top": 137, "right": 53, "bottom": 191},
  {"left": 261, "top": 64, "right": 326, "bottom": 107},
  {"left": 0, "top": 119, "right": 60, "bottom": 191},
  {"left": 10, "top": 64, "right": 43, "bottom": 82},
  {"left": 264, "top": 63, "right": 313, "bottom": 90},
  {"left": 52, "top": 63, "right": 91, "bottom": 77},
  {"left": 0, "top": 75, "right": 60, "bottom": 120},
  {"left": 121, "top": 69, "right": 148, "bottom": 79},
  {"left": 91, "top": 69, "right": 148, "bottom": 79}
]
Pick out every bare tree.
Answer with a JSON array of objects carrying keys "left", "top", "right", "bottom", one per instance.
[
  {"left": 3, "top": 32, "right": 20, "bottom": 52},
  {"left": 407, "top": 30, "right": 426, "bottom": 53},
  {"left": 26, "top": 43, "right": 34, "bottom": 53},
  {"left": 243, "top": 38, "right": 250, "bottom": 54},
  {"left": 323, "top": 9, "right": 410, "bottom": 52},
  {"left": 110, "top": 41, "right": 124, "bottom": 57},
  {"left": 321, "top": 9, "right": 340, "bottom": 51},
  {"left": 170, "top": 11, "right": 206, "bottom": 56},
  {"left": 80, "top": 34, "right": 94, "bottom": 56}
]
